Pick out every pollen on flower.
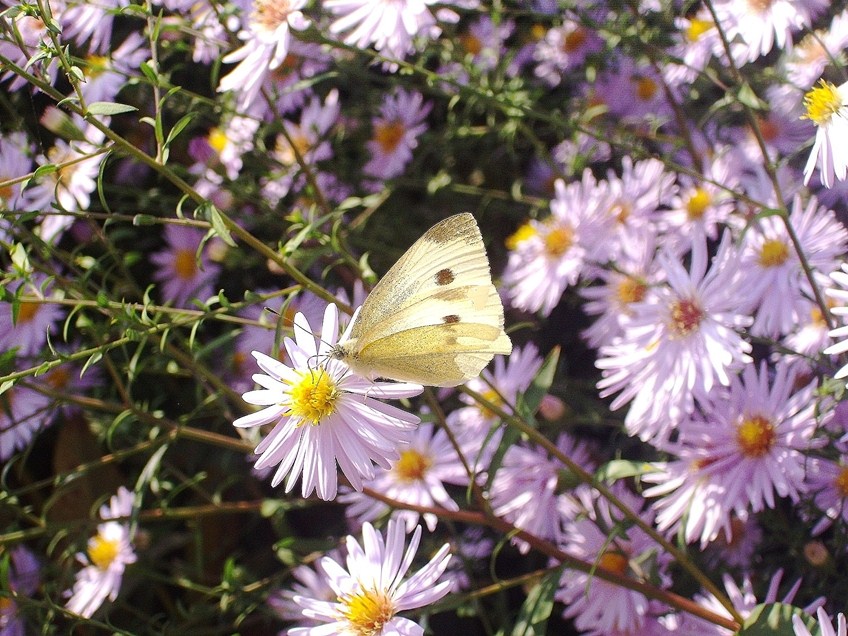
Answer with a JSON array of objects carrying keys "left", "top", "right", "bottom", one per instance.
[
  {"left": 393, "top": 448, "right": 432, "bottom": 482},
  {"left": 562, "top": 27, "right": 587, "bottom": 53},
  {"left": 635, "top": 76, "right": 657, "bottom": 101},
  {"left": 342, "top": 588, "right": 395, "bottom": 635},
  {"left": 686, "top": 18, "right": 714, "bottom": 41},
  {"left": 544, "top": 225, "right": 574, "bottom": 257},
  {"left": 505, "top": 222, "right": 537, "bottom": 249},
  {"left": 88, "top": 533, "right": 121, "bottom": 570},
  {"left": 669, "top": 298, "right": 704, "bottom": 337},
  {"left": 173, "top": 248, "right": 198, "bottom": 280},
  {"left": 208, "top": 128, "right": 228, "bottom": 154},
  {"left": 803, "top": 80, "right": 845, "bottom": 127},
  {"left": 374, "top": 120, "right": 405, "bottom": 154},
  {"left": 477, "top": 387, "right": 504, "bottom": 419},
  {"left": 735, "top": 414, "right": 775, "bottom": 457},
  {"left": 275, "top": 132, "right": 311, "bottom": 166},
  {"left": 16, "top": 300, "right": 40, "bottom": 324},
  {"left": 616, "top": 277, "right": 647, "bottom": 306},
  {"left": 460, "top": 32, "right": 482, "bottom": 55},
  {"left": 287, "top": 370, "right": 338, "bottom": 425},
  {"left": 757, "top": 238, "right": 790, "bottom": 268},
  {"left": 611, "top": 200, "right": 631, "bottom": 223},
  {"left": 597, "top": 550, "right": 629, "bottom": 576},
  {"left": 86, "top": 54, "right": 109, "bottom": 78},
  {"left": 834, "top": 465, "right": 848, "bottom": 497},
  {"left": 685, "top": 187, "right": 712, "bottom": 220},
  {"left": 252, "top": 0, "right": 293, "bottom": 32}
]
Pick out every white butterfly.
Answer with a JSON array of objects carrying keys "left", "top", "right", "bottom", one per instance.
[{"left": 332, "top": 213, "right": 512, "bottom": 387}]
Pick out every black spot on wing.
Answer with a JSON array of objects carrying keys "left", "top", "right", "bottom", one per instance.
[
  {"left": 435, "top": 268, "right": 455, "bottom": 286},
  {"left": 442, "top": 314, "right": 460, "bottom": 324}
]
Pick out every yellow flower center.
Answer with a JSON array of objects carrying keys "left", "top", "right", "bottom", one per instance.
[
  {"left": 393, "top": 448, "right": 432, "bottom": 482},
  {"left": 86, "top": 54, "right": 109, "bottom": 78},
  {"left": 616, "top": 277, "right": 647, "bottom": 306},
  {"left": 685, "top": 187, "right": 712, "bottom": 220},
  {"left": 252, "top": 0, "right": 293, "bottom": 32},
  {"left": 669, "top": 298, "right": 703, "bottom": 337},
  {"left": 47, "top": 366, "right": 70, "bottom": 390},
  {"left": 0, "top": 182, "right": 13, "bottom": 202},
  {"left": 686, "top": 18, "right": 714, "bottom": 42},
  {"left": 374, "top": 121, "right": 406, "bottom": 154},
  {"left": 544, "top": 225, "right": 573, "bottom": 257},
  {"left": 208, "top": 128, "right": 228, "bottom": 154},
  {"left": 505, "top": 222, "right": 536, "bottom": 250},
  {"left": 275, "top": 132, "right": 311, "bottom": 166},
  {"left": 635, "top": 76, "right": 658, "bottom": 101},
  {"left": 342, "top": 588, "right": 395, "bottom": 636},
  {"left": 530, "top": 24, "right": 546, "bottom": 41},
  {"left": 562, "top": 27, "right": 587, "bottom": 53},
  {"left": 0, "top": 597, "right": 14, "bottom": 613},
  {"left": 88, "top": 532, "right": 121, "bottom": 570},
  {"left": 460, "top": 33, "right": 482, "bottom": 56},
  {"left": 735, "top": 414, "right": 775, "bottom": 458},
  {"left": 174, "top": 248, "right": 198, "bottom": 280},
  {"left": 287, "top": 370, "right": 338, "bottom": 425},
  {"left": 477, "top": 387, "right": 504, "bottom": 419},
  {"left": 598, "top": 551, "right": 628, "bottom": 575},
  {"left": 611, "top": 201, "right": 631, "bottom": 223},
  {"left": 757, "top": 238, "right": 789, "bottom": 268},
  {"left": 834, "top": 466, "right": 848, "bottom": 497},
  {"left": 803, "top": 80, "right": 846, "bottom": 127}
]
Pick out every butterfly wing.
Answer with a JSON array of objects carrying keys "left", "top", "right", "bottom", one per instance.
[
  {"left": 340, "top": 213, "right": 512, "bottom": 386},
  {"left": 349, "top": 322, "right": 512, "bottom": 387},
  {"left": 350, "top": 213, "right": 505, "bottom": 342}
]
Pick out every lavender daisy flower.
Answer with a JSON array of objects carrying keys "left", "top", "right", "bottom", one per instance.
[
  {"left": 363, "top": 89, "right": 431, "bottom": 181},
  {"left": 286, "top": 520, "right": 452, "bottom": 635},
  {"left": 805, "top": 455, "right": 848, "bottom": 535},
  {"left": 65, "top": 487, "right": 137, "bottom": 618},
  {"left": 0, "top": 274, "right": 64, "bottom": 357},
  {"left": 644, "top": 361, "right": 825, "bottom": 546},
  {"left": 150, "top": 224, "right": 222, "bottom": 307},
  {"left": 557, "top": 486, "right": 672, "bottom": 635},
  {"left": 794, "top": 608, "right": 847, "bottom": 636},
  {"left": 597, "top": 232, "right": 753, "bottom": 442},
  {"left": 0, "top": 132, "right": 32, "bottom": 213},
  {"left": 234, "top": 304, "right": 422, "bottom": 501},
  {"left": 216, "top": 0, "right": 310, "bottom": 110},
  {"left": 1, "top": 545, "right": 40, "bottom": 635},
  {"left": 340, "top": 422, "right": 460, "bottom": 532},
  {"left": 802, "top": 80, "right": 848, "bottom": 189}
]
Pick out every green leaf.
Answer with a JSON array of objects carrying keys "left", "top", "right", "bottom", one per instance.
[
  {"left": 87, "top": 101, "right": 138, "bottom": 116},
  {"left": 517, "top": 346, "right": 559, "bottom": 420},
  {"left": 739, "top": 603, "right": 808, "bottom": 635},
  {"left": 202, "top": 202, "right": 237, "bottom": 247},
  {"left": 510, "top": 568, "right": 562, "bottom": 636}
]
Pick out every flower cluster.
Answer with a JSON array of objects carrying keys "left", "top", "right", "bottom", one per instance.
[{"left": 3, "top": 0, "right": 848, "bottom": 633}]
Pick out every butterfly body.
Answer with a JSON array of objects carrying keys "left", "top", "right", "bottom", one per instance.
[{"left": 332, "top": 213, "right": 512, "bottom": 387}]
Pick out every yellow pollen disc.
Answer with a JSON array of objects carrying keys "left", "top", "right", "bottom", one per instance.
[
  {"left": 460, "top": 33, "right": 482, "bottom": 56},
  {"left": 544, "top": 225, "right": 573, "bottom": 257},
  {"left": 208, "top": 128, "right": 228, "bottom": 153},
  {"left": 757, "top": 238, "right": 789, "bottom": 268},
  {"left": 252, "top": 0, "right": 293, "bottom": 32},
  {"left": 747, "top": 0, "right": 774, "bottom": 13},
  {"left": 685, "top": 187, "right": 711, "bottom": 220},
  {"left": 616, "top": 277, "right": 647, "bottom": 305},
  {"left": 0, "top": 182, "right": 13, "bottom": 200},
  {"left": 834, "top": 466, "right": 848, "bottom": 497},
  {"left": 86, "top": 54, "right": 109, "bottom": 78},
  {"left": 16, "top": 301, "right": 39, "bottom": 324},
  {"left": 611, "top": 201, "right": 630, "bottom": 223},
  {"left": 598, "top": 551, "right": 628, "bottom": 575},
  {"left": 0, "top": 597, "right": 14, "bottom": 613},
  {"left": 342, "top": 588, "right": 395, "bottom": 635},
  {"left": 477, "top": 387, "right": 504, "bottom": 419},
  {"left": 669, "top": 298, "right": 703, "bottom": 337},
  {"left": 803, "top": 80, "right": 845, "bottom": 127},
  {"left": 393, "top": 449, "right": 432, "bottom": 482},
  {"left": 276, "top": 133, "right": 310, "bottom": 166},
  {"left": 795, "top": 34, "right": 825, "bottom": 63},
  {"left": 562, "top": 28, "right": 587, "bottom": 53},
  {"left": 174, "top": 248, "right": 198, "bottom": 280},
  {"left": 735, "top": 414, "right": 775, "bottom": 458},
  {"left": 88, "top": 533, "right": 121, "bottom": 570},
  {"left": 635, "top": 76, "right": 657, "bottom": 101},
  {"left": 287, "top": 371, "right": 338, "bottom": 425},
  {"left": 506, "top": 222, "right": 537, "bottom": 250},
  {"left": 686, "top": 18, "right": 714, "bottom": 42},
  {"left": 374, "top": 121, "right": 406, "bottom": 154},
  {"left": 530, "top": 24, "right": 547, "bottom": 41}
]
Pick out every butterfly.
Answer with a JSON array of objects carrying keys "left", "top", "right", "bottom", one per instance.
[{"left": 331, "top": 213, "right": 512, "bottom": 387}]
